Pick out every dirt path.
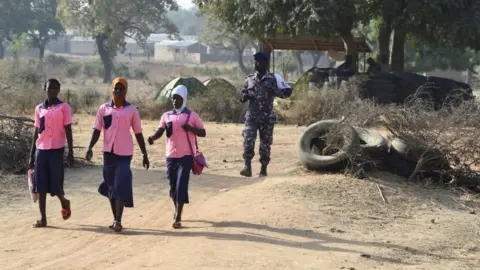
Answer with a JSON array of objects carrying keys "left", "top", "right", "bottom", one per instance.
[{"left": 1, "top": 118, "right": 480, "bottom": 269}]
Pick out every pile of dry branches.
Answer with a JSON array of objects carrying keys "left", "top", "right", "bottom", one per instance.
[
  {"left": 294, "top": 85, "right": 480, "bottom": 192},
  {"left": 381, "top": 90, "right": 480, "bottom": 190},
  {"left": 0, "top": 115, "right": 34, "bottom": 174}
]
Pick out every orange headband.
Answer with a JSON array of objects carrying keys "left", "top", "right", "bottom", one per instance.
[{"left": 112, "top": 77, "right": 128, "bottom": 92}]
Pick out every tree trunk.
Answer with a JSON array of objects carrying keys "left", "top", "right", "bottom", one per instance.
[
  {"left": 294, "top": 51, "right": 304, "bottom": 74},
  {"left": 39, "top": 45, "right": 45, "bottom": 62},
  {"left": 96, "top": 35, "right": 113, "bottom": 83},
  {"left": 341, "top": 32, "right": 357, "bottom": 73},
  {"left": 390, "top": 27, "right": 406, "bottom": 72},
  {"left": 0, "top": 42, "right": 4, "bottom": 59},
  {"left": 236, "top": 49, "right": 249, "bottom": 75},
  {"left": 378, "top": 19, "right": 392, "bottom": 72},
  {"left": 259, "top": 39, "right": 272, "bottom": 71}
]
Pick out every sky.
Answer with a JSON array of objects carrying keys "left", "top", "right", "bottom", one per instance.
[{"left": 176, "top": 0, "right": 195, "bottom": 9}]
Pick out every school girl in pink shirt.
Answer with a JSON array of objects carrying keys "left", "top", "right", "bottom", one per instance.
[
  {"left": 85, "top": 77, "right": 150, "bottom": 233},
  {"left": 29, "top": 78, "right": 74, "bottom": 228},
  {"left": 148, "top": 85, "right": 206, "bottom": 229}
]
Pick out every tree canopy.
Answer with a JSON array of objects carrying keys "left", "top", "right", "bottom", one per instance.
[
  {"left": 196, "top": 0, "right": 480, "bottom": 73},
  {"left": 28, "top": 0, "right": 65, "bottom": 60},
  {"left": 57, "top": 0, "right": 179, "bottom": 82},
  {"left": 199, "top": 12, "right": 255, "bottom": 74},
  {"left": 0, "top": 0, "right": 32, "bottom": 58}
]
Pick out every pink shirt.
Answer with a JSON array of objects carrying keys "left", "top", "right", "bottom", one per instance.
[
  {"left": 34, "top": 100, "right": 72, "bottom": 150},
  {"left": 93, "top": 101, "right": 142, "bottom": 156},
  {"left": 159, "top": 110, "right": 204, "bottom": 158}
]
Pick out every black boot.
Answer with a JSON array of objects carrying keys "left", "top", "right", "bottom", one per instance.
[
  {"left": 259, "top": 164, "right": 267, "bottom": 177},
  {"left": 240, "top": 162, "right": 252, "bottom": 177}
]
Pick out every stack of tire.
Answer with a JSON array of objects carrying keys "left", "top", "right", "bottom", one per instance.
[{"left": 297, "top": 119, "right": 450, "bottom": 180}]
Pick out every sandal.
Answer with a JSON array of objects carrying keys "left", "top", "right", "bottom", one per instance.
[
  {"left": 32, "top": 220, "right": 47, "bottom": 228},
  {"left": 61, "top": 200, "right": 71, "bottom": 220},
  {"left": 172, "top": 222, "right": 182, "bottom": 229},
  {"left": 112, "top": 221, "right": 123, "bottom": 233},
  {"left": 108, "top": 221, "right": 115, "bottom": 230}
]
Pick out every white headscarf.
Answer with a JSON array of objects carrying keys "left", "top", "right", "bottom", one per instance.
[
  {"left": 172, "top": 84, "right": 187, "bottom": 112},
  {"left": 273, "top": 73, "right": 291, "bottom": 89}
]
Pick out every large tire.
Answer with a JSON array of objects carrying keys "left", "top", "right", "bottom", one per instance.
[
  {"left": 388, "top": 138, "right": 449, "bottom": 180},
  {"left": 355, "top": 127, "right": 388, "bottom": 153},
  {"left": 297, "top": 119, "right": 359, "bottom": 171},
  {"left": 390, "top": 138, "right": 423, "bottom": 163},
  {"left": 354, "top": 127, "right": 389, "bottom": 170}
]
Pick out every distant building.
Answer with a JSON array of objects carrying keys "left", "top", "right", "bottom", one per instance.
[{"left": 154, "top": 40, "right": 207, "bottom": 64}]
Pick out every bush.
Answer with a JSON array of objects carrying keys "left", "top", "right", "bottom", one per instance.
[
  {"left": 62, "top": 88, "right": 103, "bottom": 114},
  {"left": 65, "top": 62, "right": 82, "bottom": 78},
  {"left": 134, "top": 99, "right": 171, "bottom": 120},
  {"left": 113, "top": 62, "right": 130, "bottom": 78},
  {"left": 15, "top": 63, "right": 42, "bottom": 85},
  {"left": 82, "top": 59, "right": 104, "bottom": 77},
  {"left": 133, "top": 68, "right": 148, "bottom": 80},
  {"left": 189, "top": 83, "right": 246, "bottom": 123},
  {"left": 0, "top": 61, "right": 44, "bottom": 114},
  {"left": 44, "top": 54, "right": 69, "bottom": 67},
  {"left": 0, "top": 115, "right": 34, "bottom": 174},
  {"left": 284, "top": 86, "right": 383, "bottom": 126}
]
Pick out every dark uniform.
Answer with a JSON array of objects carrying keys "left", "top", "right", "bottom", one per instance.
[{"left": 240, "top": 52, "right": 292, "bottom": 177}]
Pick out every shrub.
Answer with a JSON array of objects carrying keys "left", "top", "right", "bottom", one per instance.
[
  {"left": 134, "top": 99, "right": 171, "bottom": 120},
  {"left": 284, "top": 86, "right": 383, "bottom": 126},
  {"left": 133, "top": 68, "right": 148, "bottom": 80},
  {"left": 65, "top": 62, "right": 82, "bottom": 78},
  {"left": 189, "top": 84, "right": 246, "bottom": 123},
  {"left": 113, "top": 62, "right": 130, "bottom": 78},
  {"left": 62, "top": 88, "right": 103, "bottom": 114},
  {"left": 44, "top": 54, "right": 69, "bottom": 67},
  {"left": 82, "top": 59, "right": 104, "bottom": 77}
]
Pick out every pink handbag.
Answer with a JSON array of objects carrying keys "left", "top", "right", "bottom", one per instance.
[{"left": 185, "top": 112, "right": 208, "bottom": 175}]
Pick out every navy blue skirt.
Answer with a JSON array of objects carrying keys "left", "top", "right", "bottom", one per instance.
[
  {"left": 166, "top": 155, "right": 193, "bottom": 204},
  {"left": 34, "top": 148, "right": 65, "bottom": 196},
  {"left": 99, "top": 152, "right": 134, "bottom": 208}
]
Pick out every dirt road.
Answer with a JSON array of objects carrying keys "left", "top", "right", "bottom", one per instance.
[{"left": 1, "top": 119, "right": 479, "bottom": 269}]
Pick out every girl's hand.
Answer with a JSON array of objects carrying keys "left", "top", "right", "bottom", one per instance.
[
  {"left": 182, "top": 124, "right": 193, "bottom": 131},
  {"left": 142, "top": 154, "right": 150, "bottom": 170},
  {"left": 85, "top": 149, "right": 93, "bottom": 161}
]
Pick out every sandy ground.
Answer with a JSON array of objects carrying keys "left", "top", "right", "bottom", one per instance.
[{"left": 1, "top": 115, "right": 480, "bottom": 270}]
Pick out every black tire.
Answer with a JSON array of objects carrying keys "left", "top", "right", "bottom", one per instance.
[
  {"left": 355, "top": 127, "right": 388, "bottom": 153},
  {"left": 297, "top": 119, "right": 359, "bottom": 171},
  {"left": 354, "top": 127, "right": 389, "bottom": 169},
  {"left": 388, "top": 138, "right": 449, "bottom": 180},
  {"left": 390, "top": 138, "right": 423, "bottom": 163}
]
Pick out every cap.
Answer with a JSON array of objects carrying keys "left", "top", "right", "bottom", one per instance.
[{"left": 253, "top": 52, "right": 270, "bottom": 62}]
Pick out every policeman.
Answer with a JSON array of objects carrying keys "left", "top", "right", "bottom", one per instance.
[{"left": 239, "top": 52, "right": 292, "bottom": 177}]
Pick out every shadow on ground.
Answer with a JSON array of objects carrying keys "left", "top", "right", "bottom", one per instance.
[{"left": 45, "top": 218, "right": 459, "bottom": 266}]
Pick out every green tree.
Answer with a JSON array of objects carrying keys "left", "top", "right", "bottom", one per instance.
[
  {"left": 0, "top": 0, "right": 32, "bottom": 59},
  {"left": 196, "top": 0, "right": 369, "bottom": 72},
  {"left": 8, "top": 33, "right": 28, "bottom": 62},
  {"left": 28, "top": 0, "right": 65, "bottom": 61},
  {"left": 57, "top": 0, "right": 179, "bottom": 83},
  {"left": 365, "top": 0, "right": 480, "bottom": 72},
  {"left": 199, "top": 13, "right": 256, "bottom": 75},
  {"left": 358, "top": 17, "right": 480, "bottom": 76}
]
